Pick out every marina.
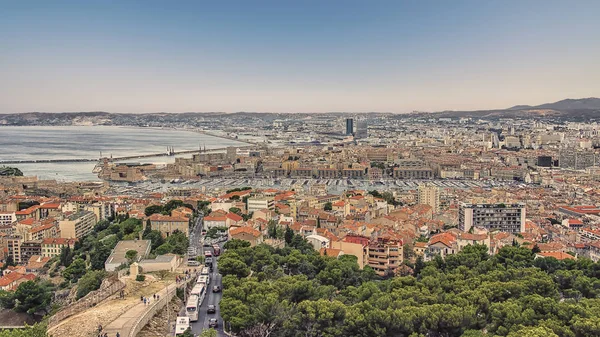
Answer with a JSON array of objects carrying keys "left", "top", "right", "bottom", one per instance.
[{"left": 106, "top": 177, "right": 518, "bottom": 196}]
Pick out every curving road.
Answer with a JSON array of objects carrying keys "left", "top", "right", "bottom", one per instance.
[{"left": 183, "top": 213, "right": 227, "bottom": 336}]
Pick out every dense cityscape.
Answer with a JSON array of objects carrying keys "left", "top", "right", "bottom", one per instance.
[
  {"left": 3, "top": 1, "right": 600, "bottom": 337},
  {"left": 1, "top": 104, "right": 600, "bottom": 336}
]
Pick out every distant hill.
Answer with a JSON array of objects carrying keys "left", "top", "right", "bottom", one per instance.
[
  {"left": 413, "top": 97, "right": 600, "bottom": 120},
  {"left": 532, "top": 97, "right": 600, "bottom": 110}
]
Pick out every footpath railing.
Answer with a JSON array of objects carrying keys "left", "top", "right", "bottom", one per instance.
[
  {"left": 48, "top": 277, "right": 126, "bottom": 329},
  {"left": 128, "top": 277, "right": 195, "bottom": 337}
]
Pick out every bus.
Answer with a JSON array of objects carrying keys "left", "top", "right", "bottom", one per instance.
[
  {"left": 187, "top": 247, "right": 200, "bottom": 266},
  {"left": 191, "top": 282, "right": 207, "bottom": 305},
  {"left": 175, "top": 316, "right": 190, "bottom": 335},
  {"left": 185, "top": 294, "right": 200, "bottom": 322},
  {"left": 197, "top": 274, "right": 210, "bottom": 285},
  {"left": 213, "top": 245, "right": 221, "bottom": 257}
]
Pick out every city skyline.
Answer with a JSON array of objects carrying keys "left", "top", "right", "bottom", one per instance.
[{"left": 2, "top": 0, "right": 599, "bottom": 113}]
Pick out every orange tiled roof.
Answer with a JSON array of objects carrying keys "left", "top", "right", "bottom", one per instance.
[
  {"left": 230, "top": 226, "right": 261, "bottom": 238},
  {"left": 538, "top": 252, "right": 576, "bottom": 260},
  {"left": 428, "top": 232, "right": 457, "bottom": 247}
]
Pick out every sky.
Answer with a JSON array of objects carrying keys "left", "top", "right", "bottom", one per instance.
[{"left": 1, "top": 0, "right": 599, "bottom": 113}]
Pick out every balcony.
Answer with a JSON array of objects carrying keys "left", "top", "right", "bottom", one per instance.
[{"left": 368, "top": 257, "right": 388, "bottom": 264}]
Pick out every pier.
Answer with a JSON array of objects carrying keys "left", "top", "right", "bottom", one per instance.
[{"left": 0, "top": 146, "right": 253, "bottom": 165}]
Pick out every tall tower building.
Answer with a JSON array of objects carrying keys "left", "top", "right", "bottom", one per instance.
[
  {"left": 346, "top": 118, "right": 354, "bottom": 135},
  {"left": 418, "top": 184, "right": 440, "bottom": 213}
]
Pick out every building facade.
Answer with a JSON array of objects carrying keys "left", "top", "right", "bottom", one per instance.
[
  {"left": 459, "top": 203, "right": 526, "bottom": 234},
  {"left": 418, "top": 184, "right": 440, "bottom": 213},
  {"left": 59, "top": 211, "right": 97, "bottom": 239}
]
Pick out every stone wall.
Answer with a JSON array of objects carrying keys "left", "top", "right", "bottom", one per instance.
[{"left": 48, "top": 276, "right": 126, "bottom": 329}]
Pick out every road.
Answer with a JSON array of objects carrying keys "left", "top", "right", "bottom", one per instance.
[
  {"left": 191, "top": 259, "right": 224, "bottom": 336},
  {"left": 184, "top": 212, "right": 227, "bottom": 336}
]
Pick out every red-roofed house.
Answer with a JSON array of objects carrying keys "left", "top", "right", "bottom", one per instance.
[
  {"left": 229, "top": 227, "right": 263, "bottom": 246},
  {"left": 0, "top": 272, "right": 36, "bottom": 291},
  {"left": 226, "top": 212, "right": 244, "bottom": 227},
  {"left": 536, "top": 251, "right": 576, "bottom": 261},
  {"left": 204, "top": 211, "right": 227, "bottom": 229},
  {"left": 427, "top": 232, "right": 458, "bottom": 260}
]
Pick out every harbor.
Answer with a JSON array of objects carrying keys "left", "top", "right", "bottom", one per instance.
[{"left": 105, "top": 177, "right": 519, "bottom": 196}]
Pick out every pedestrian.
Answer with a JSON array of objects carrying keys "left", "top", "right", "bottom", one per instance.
[
  {"left": 143, "top": 297, "right": 146, "bottom": 305},
  {"left": 153, "top": 294, "right": 156, "bottom": 300},
  {"left": 140, "top": 295, "right": 143, "bottom": 302},
  {"left": 116, "top": 332, "right": 120, "bottom": 337}
]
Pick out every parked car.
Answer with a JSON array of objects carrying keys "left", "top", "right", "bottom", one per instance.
[
  {"left": 207, "top": 305, "right": 216, "bottom": 314},
  {"left": 213, "top": 285, "right": 221, "bottom": 293},
  {"left": 209, "top": 318, "right": 218, "bottom": 328}
]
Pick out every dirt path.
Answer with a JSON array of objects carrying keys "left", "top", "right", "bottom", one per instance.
[{"left": 49, "top": 277, "right": 168, "bottom": 337}]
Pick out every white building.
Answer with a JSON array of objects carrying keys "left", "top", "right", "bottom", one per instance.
[
  {"left": 0, "top": 212, "right": 16, "bottom": 227},
  {"left": 247, "top": 197, "right": 274, "bottom": 214},
  {"left": 306, "top": 234, "right": 330, "bottom": 250}
]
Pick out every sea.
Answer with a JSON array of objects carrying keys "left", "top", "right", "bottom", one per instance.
[{"left": 0, "top": 126, "right": 248, "bottom": 181}]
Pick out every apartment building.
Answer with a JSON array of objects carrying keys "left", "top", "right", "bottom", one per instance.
[
  {"left": 459, "top": 203, "right": 526, "bottom": 234},
  {"left": 247, "top": 197, "right": 275, "bottom": 213},
  {"left": 148, "top": 214, "right": 189, "bottom": 237},
  {"left": 84, "top": 202, "right": 114, "bottom": 221},
  {"left": 41, "top": 238, "right": 77, "bottom": 258},
  {"left": 366, "top": 238, "right": 403, "bottom": 277},
  {"left": 393, "top": 167, "right": 434, "bottom": 179},
  {"left": 20, "top": 241, "right": 42, "bottom": 263},
  {"left": 418, "top": 184, "right": 440, "bottom": 213},
  {"left": 59, "top": 211, "right": 97, "bottom": 239},
  {"left": 7, "top": 237, "right": 22, "bottom": 264},
  {"left": 0, "top": 212, "right": 16, "bottom": 227}
]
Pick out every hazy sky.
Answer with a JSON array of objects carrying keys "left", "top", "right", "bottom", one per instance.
[{"left": 1, "top": 1, "right": 599, "bottom": 113}]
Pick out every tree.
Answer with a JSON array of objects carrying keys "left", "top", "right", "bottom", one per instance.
[
  {"left": 507, "top": 326, "right": 559, "bottom": 337},
  {"left": 145, "top": 205, "right": 163, "bottom": 216},
  {"left": 219, "top": 257, "right": 250, "bottom": 278},
  {"left": 268, "top": 220, "right": 278, "bottom": 239},
  {"left": 62, "top": 258, "right": 86, "bottom": 283},
  {"left": 324, "top": 202, "right": 332, "bottom": 211},
  {"left": 59, "top": 246, "right": 73, "bottom": 267},
  {"left": 224, "top": 239, "right": 251, "bottom": 250},
  {"left": 90, "top": 242, "right": 111, "bottom": 270},
  {"left": 5, "top": 255, "right": 15, "bottom": 268},
  {"left": 156, "top": 243, "right": 174, "bottom": 255},
  {"left": 94, "top": 219, "right": 110, "bottom": 232},
  {"left": 199, "top": 328, "right": 218, "bottom": 337},
  {"left": 13, "top": 281, "right": 53, "bottom": 314},
  {"left": 285, "top": 226, "right": 294, "bottom": 245},
  {"left": 166, "top": 230, "right": 189, "bottom": 255},
  {"left": 76, "top": 270, "right": 106, "bottom": 299},
  {"left": 125, "top": 250, "right": 138, "bottom": 264},
  {"left": 181, "top": 327, "right": 194, "bottom": 337},
  {"left": 532, "top": 243, "right": 541, "bottom": 254},
  {"left": 0, "top": 322, "right": 47, "bottom": 337},
  {"left": 229, "top": 207, "right": 242, "bottom": 215},
  {"left": 144, "top": 229, "right": 165, "bottom": 252}
]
